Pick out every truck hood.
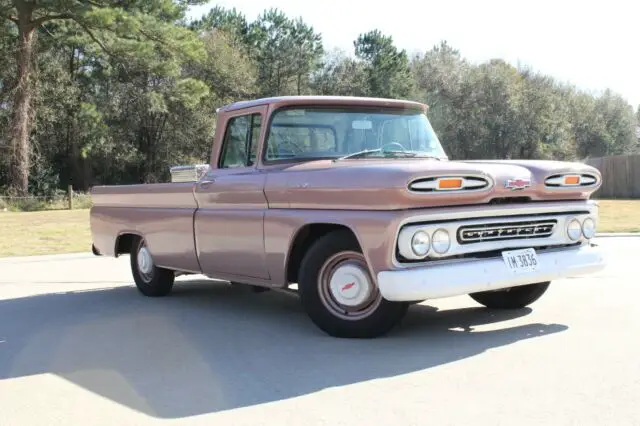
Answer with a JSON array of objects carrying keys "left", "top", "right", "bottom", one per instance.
[{"left": 264, "top": 158, "right": 602, "bottom": 210}]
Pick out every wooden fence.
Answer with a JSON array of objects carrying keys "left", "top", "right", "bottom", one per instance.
[{"left": 584, "top": 155, "right": 640, "bottom": 199}]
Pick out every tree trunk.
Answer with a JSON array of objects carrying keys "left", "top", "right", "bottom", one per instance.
[
  {"left": 7, "top": 11, "right": 36, "bottom": 195},
  {"left": 67, "top": 46, "right": 81, "bottom": 190}
]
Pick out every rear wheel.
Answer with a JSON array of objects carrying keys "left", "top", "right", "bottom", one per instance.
[
  {"left": 469, "top": 282, "right": 550, "bottom": 309},
  {"left": 298, "top": 230, "right": 409, "bottom": 338},
  {"left": 130, "top": 236, "right": 175, "bottom": 297}
]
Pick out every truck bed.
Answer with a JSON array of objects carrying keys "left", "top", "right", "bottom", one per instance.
[
  {"left": 91, "top": 182, "right": 197, "bottom": 209},
  {"left": 90, "top": 182, "right": 201, "bottom": 273}
]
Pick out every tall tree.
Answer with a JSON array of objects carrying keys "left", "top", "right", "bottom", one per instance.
[
  {"left": 311, "top": 48, "right": 368, "bottom": 96},
  {"left": 246, "top": 8, "right": 296, "bottom": 96},
  {"left": 410, "top": 41, "right": 470, "bottom": 156},
  {"left": 189, "top": 5, "right": 249, "bottom": 42},
  {"left": 193, "top": 29, "right": 258, "bottom": 104},
  {"left": 593, "top": 90, "right": 638, "bottom": 156},
  {"left": 247, "top": 8, "right": 323, "bottom": 97},
  {"left": 0, "top": 0, "right": 207, "bottom": 194},
  {"left": 0, "top": 20, "right": 16, "bottom": 177},
  {"left": 354, "top": 29, "right": 414, "bottom": 99},
  {"left": 290, "top": 17, "right": 323, "bottom": 95}
]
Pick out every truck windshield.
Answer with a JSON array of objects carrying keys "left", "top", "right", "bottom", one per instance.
[{"left": 264, "top": 107, "right": 447, "bottom": 162}]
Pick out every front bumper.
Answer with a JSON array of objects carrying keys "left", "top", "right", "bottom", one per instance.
[{"left": 377, "top": 244, "right": 606, "bottom": 302}]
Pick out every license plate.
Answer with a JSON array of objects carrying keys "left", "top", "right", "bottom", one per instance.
[{"left": 502, "top": 248, "right": 539, "bottom": 274}]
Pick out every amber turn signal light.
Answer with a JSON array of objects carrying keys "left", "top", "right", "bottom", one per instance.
[
  {"left": 564, "top": 175, "right": 580, "bottom": 185},
  {"left": 437, "top": 178, "right": 463, "bottom": 190}
]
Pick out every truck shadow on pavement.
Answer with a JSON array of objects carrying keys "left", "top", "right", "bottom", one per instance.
[{"left": 0, "top": 279, "right": 568, "bottom": 419}]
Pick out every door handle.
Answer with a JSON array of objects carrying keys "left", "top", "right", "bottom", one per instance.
[{"left": 199, "top": 179, "right": 215, "bottom": 189}]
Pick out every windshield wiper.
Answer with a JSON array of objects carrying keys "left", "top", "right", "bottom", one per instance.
[
  {"left": 338, "top": 148, "right": 413, "bottom": 160},
  {"left": 337, "top": 148, "right": 442, "bottom": 161}
]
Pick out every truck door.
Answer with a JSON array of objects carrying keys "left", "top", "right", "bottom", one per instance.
[{"left": 193, "top": 105, "right": 270, "bottom": 280}]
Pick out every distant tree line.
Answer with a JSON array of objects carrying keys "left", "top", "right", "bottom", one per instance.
[{"left": 1, "top": 2, "right": 639, "bottom": 196}]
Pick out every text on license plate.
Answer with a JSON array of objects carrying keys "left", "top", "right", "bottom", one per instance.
[{"left": 501, "top": 248, "right": 539, "bottom": 274}]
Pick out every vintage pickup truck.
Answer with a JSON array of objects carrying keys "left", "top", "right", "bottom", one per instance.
[{"left": 90, "top": 95, "right": 606, "bottom": 338}]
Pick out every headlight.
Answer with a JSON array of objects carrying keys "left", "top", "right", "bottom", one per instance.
[
  {"left": 411, "top": 231, "right": 430, "bottom": 256},
  {"left": 567, "top": 219, "right": 582, "bottom": 241},
  {"left": 582, "top": 218, "right": 596, "bottom": 239},
  {"left": 431, "top": 229, "right": 451, "bottom": 254}
]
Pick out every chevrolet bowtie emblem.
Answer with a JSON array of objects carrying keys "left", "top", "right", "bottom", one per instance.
[{"left": 505, "top": 178, "right": 531, "bottom": 190}]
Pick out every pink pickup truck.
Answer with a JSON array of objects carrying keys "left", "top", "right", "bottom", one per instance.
[{"left": 90, "top": 96, "right": 606, "bottom": 338}]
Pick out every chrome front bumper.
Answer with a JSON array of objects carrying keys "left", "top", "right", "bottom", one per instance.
[{"left": 377, "top": 244, "right": 606, "bottom": 302}]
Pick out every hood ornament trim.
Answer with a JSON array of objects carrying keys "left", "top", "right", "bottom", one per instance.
[{"left": 504, "top": 178, "right": 532, "bottom": 191}]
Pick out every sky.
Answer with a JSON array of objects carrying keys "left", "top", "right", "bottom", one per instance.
[{"left": 187, "top": 0, "right": 639, "bottom": 109}]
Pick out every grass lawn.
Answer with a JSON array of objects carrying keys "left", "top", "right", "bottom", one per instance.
[
  {"left": 0, "top": 209, "right": 91, "bottom": 257},
  {"left": 596, "top": 199, "right": 640, "bottom": 233},
  {"left": 0, "top": 200, "right": 638, "bottom": 257}
]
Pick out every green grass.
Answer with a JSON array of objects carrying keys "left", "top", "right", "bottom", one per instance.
[
  {"left": 0, "top": 209, "right": 92, "bottom": 257},
  {"left": 0, "top": 193, "right": 93, "bottom": 212},
  {"left": 0, "top": 200, "right": 638, "bottom": 258},
  {"left": 595, "top": 199, "right": 640, "bottom": 233}
]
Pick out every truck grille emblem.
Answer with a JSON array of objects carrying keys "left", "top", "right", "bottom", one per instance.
[
  {"left": 505, "top": 178, "right": 531, "bottom": 190},
  {"left": 458, "top": 220, "right": 556, "bottom": 244}
]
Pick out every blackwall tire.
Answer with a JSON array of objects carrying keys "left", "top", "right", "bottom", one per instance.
[
  {"left": 298, "top": 230, "right": 408, "bottom": 338},
  {"left": 469, "top": 282, "right": 551, "bottom": 309},
  {"left": 130, "top": 237, "right": 175, "bottom": 297}
]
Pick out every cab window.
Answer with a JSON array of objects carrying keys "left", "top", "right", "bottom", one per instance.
[{"left": 219, "top": 113, "right": 262, "bottom": 168}]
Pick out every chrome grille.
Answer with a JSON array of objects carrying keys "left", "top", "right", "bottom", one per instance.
[{"left": 458, "top": 220, "right": 557, "bottom": 244}]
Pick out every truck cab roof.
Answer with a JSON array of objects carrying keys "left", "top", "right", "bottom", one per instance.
[{"left": 217, "top": 95, "right": 428, "bottom": 113}]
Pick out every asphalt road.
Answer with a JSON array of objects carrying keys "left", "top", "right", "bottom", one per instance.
[{"left": 1, "top": 237, "right": 638, "bottom": 426}]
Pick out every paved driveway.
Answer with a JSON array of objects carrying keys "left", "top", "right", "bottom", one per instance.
[{"left": 0, "top": 237, "right": 638, "bottom": 425}]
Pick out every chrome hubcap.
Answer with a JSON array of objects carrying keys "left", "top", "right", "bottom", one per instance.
[
  {"left": 137, "top": 246, "right": 154, "bottom": 280},
  {"left": 328, "top": 263, "right": 372, "bottom": 307},
  {"left": 318, "top": 251, "right": 382, "bottom": 320}
]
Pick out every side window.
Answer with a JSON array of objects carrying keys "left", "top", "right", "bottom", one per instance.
[{"left": 219, "top": 113, "right": 262, "bottom": 168}]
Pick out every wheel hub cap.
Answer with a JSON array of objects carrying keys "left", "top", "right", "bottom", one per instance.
[
  {"left": 328, "top": 263, "right": 372, "bottom": 307},
  {"left": 137, "top": 247, "right": 153, "bottom": 275}
]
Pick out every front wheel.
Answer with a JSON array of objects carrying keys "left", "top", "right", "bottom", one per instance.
[
  {"left": 298, "top": 230, "right": 409, "bottom": 338},
  {"left": 130, "top": 236, "right": 175, "bottom": 297},
  {"left": 469, "top": 282, "right": 550, "bottom": 309}
]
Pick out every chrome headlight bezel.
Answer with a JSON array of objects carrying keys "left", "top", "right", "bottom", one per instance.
[
  {"left": 566, "top": 218, "right": 582, "bottom": 241},
  {"left": 581, "top": 217, "right": 596, "bottom": 239},
  {"left": 411, "top": 230, "right": 430, "bottom": 257},
  {"left": 431, "top": 229, "right": 451, "bottom": 254}
]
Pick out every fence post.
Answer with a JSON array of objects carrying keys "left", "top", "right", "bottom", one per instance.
[{"left": 68, "top": 185, "right": 73, "bottom": 210}]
